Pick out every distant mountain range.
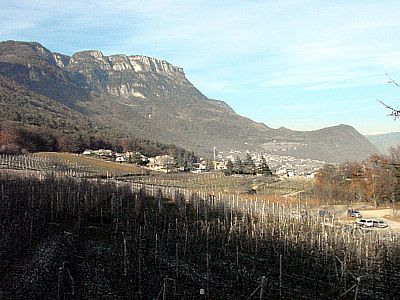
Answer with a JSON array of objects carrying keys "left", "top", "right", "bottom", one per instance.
[
  {"left": 0, "top": 40, "right": 379, "bottom": 162},
  {"left": 366, "top": 132, "right": 400, "bottom": 154}
]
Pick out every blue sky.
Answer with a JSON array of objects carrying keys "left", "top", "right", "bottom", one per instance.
[{"left": 1, "top": 0, "right": 400, "bottom": 135}]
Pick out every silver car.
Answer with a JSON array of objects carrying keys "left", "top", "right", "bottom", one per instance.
[
  {"left": 356, "top": 219, "right": 373, "bottom": 227},
  {"left": 375, "top": 220, "right": 389, "bottom": 228},
  {"left": 348, "top": 209, "right": 362, "bottom": 218}
]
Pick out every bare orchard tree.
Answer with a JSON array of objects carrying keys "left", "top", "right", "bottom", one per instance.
[
  {"left": 378, "top": 73, "right": 400, "bottom": 214},
  {"left": 388, "top": 146, "right": 400, "bottom": 215},
  {"left": 378, "top": 73, "right": 400, "bottom": 118}
]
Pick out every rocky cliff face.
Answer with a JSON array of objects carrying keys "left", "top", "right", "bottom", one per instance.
[
  {"left": 0, "top": 41, "right": 88, "bottom": 105},
  {"left": 0, "top": 40, "right": 379, "bottom": 162},
  {"left": 0, "top": 40, "right": 188, "bottom": 100},
  {"left": 68, "top": 50, "right": 184, "bottom": 76},
  {"left": 63, "top": 50, "right": 186, "bottom": 98}
]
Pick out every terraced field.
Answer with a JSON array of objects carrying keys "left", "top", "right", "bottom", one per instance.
[{"left": 34, "top": 152, "right": 145, "bottom": 176}]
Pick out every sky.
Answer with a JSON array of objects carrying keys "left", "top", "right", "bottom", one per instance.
[{"left": 1, "top": 0, "right": 400, "bottom": 135}]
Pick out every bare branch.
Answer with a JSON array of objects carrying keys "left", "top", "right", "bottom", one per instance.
[
  {"left": 385, "top": 73, "right": 400, "bottom": 88},
  {"left": 377, "top": 99, "right": 400, "bottom": 119}
]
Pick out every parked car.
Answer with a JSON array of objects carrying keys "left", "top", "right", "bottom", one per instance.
[
  {"left": 356, "top": 219, "right": 389, "bottom": 229},
  {"left": 375, "top": 220, "right": 389, "bottom": 228},
  {"left": 347, "top": 209, "right": 362, "bottom": 218},
  {"left": 365, "top": 219, "right": 375, "bottom": 227},
  {"left": 356, "top": 219, "right": 374, "bottom": 227},
  {"left": 356, "top": 219, "right": 367, "bottom": 227}
]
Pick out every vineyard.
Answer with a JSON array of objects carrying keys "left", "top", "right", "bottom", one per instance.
[
  {"left": 1, "top": 153, "right": 314, "bottom": 198},
  {"left": 0, "top": 155, "right": 400, "bottom": 299},
  {"left": 123, "top": 169, "right": 314, "bottom": 200}
]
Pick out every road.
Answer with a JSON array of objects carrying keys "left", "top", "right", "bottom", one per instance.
[{"left": 318, "top": 204, "right": 400, "bottom": 233}]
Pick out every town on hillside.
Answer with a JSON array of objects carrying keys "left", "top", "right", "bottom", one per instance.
[{"left": 81, "top": 147, "right": 324, "bottom": 178}]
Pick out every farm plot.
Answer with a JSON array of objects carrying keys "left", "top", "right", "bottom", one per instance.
[
  {"left": 0, "top": 152, "right": 147, "bottom": 178},
  {"left": 137, "top": 173, "right": 314, "bottom": 199},
  {"left": 35, "top": 152, "right": 144, "bottom": 176}
]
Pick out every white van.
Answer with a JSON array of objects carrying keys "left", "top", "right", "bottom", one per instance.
[{"left": 356, "top": 219, "right": 374, "bottom": 227}]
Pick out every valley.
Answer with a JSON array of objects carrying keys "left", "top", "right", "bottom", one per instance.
[
  {"left": 0, "top": 40, "right": 398, "bottom": 299},
  {"left": 0, "top": 41, "right": 378, "bottom": 163}
]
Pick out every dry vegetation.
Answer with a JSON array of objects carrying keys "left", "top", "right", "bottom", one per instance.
[
  {"left": 34, "top": 152, "right": 145, "bottom": 176},
  {"left": 1, "top": 154, "right": 400, "bottom": 299},
  {"left": 135, "top": 172, "right": 314, "bottom": 199}
]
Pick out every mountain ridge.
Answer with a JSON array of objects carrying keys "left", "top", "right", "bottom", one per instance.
[
  {"left": 366, "top": 132, "right": 400, "bottom": 154},
  {"left": 0, "top": 40, "right": 379, "bottom": 162}
]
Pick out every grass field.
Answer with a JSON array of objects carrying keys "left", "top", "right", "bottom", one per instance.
[
  {"left": 34, "top": 152, "right": 145, "bottom": 176},
  {"left": 137, "top": 171, "right": 316, "bottom": 204}
]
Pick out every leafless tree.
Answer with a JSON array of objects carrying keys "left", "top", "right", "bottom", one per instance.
[{"left": 378, "top": 73, "right": 400, "bottom": 118}]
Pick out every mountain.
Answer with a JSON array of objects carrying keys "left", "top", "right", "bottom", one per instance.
[
  {"left": 0, "top": 40, "right": 379, "bottom": 162},
  {"left": 366, "top": 132, "right": 400, "bottom": 154}
]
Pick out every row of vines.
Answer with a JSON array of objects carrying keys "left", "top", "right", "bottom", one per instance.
[{"left": 1, "top": 170, "right": 399, "bottom": 299}]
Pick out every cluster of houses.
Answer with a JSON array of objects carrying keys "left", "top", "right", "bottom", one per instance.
[
  {"left": 216, "top": 150, "right": 322, "bottom": 178},
  {"left": 82, "top": 148, "right": 322, "bottom": 177},
  {"left": 83, "top": 149, "right": 174, "bottom": 172},
  {"left": 82, "top": 149, "right": 215, "bottom": 173}
]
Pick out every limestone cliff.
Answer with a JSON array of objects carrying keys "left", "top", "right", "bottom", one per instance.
[{"left": 64, "top": 50, "right": 186, "bottom": 98}]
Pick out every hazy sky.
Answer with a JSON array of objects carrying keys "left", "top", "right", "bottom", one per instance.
[{"left": 1, "top": 0, "right": 400, "bottom": 135}]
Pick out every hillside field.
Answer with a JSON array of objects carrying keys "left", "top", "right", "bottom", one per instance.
[
  {"left": 1, "top": 153, "right": 400, "bottom": 299},
  {"left": 33, "top": 152, "right": 145, "bottom": 176}
]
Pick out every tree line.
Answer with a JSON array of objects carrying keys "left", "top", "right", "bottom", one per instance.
[
  {"left": 315, "top": 147, "right": 400, "bottom": 211},
  {"left": 224, "top": 153, "right": 272, "bottom": 176},
  {"left": 0, "top": 121, "right": 198, "bottom": 164}
]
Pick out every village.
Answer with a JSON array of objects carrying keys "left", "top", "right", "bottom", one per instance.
[{"left": 81, "top": 148, "right": 325, "bottom": 178}]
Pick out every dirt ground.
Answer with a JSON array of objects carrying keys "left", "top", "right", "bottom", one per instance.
[
  {"left": 319, "top": 203, "right": 400, "bottom": 233},
  {"left": 357, "top": 208, "right": 400, "bottom": 233}
]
